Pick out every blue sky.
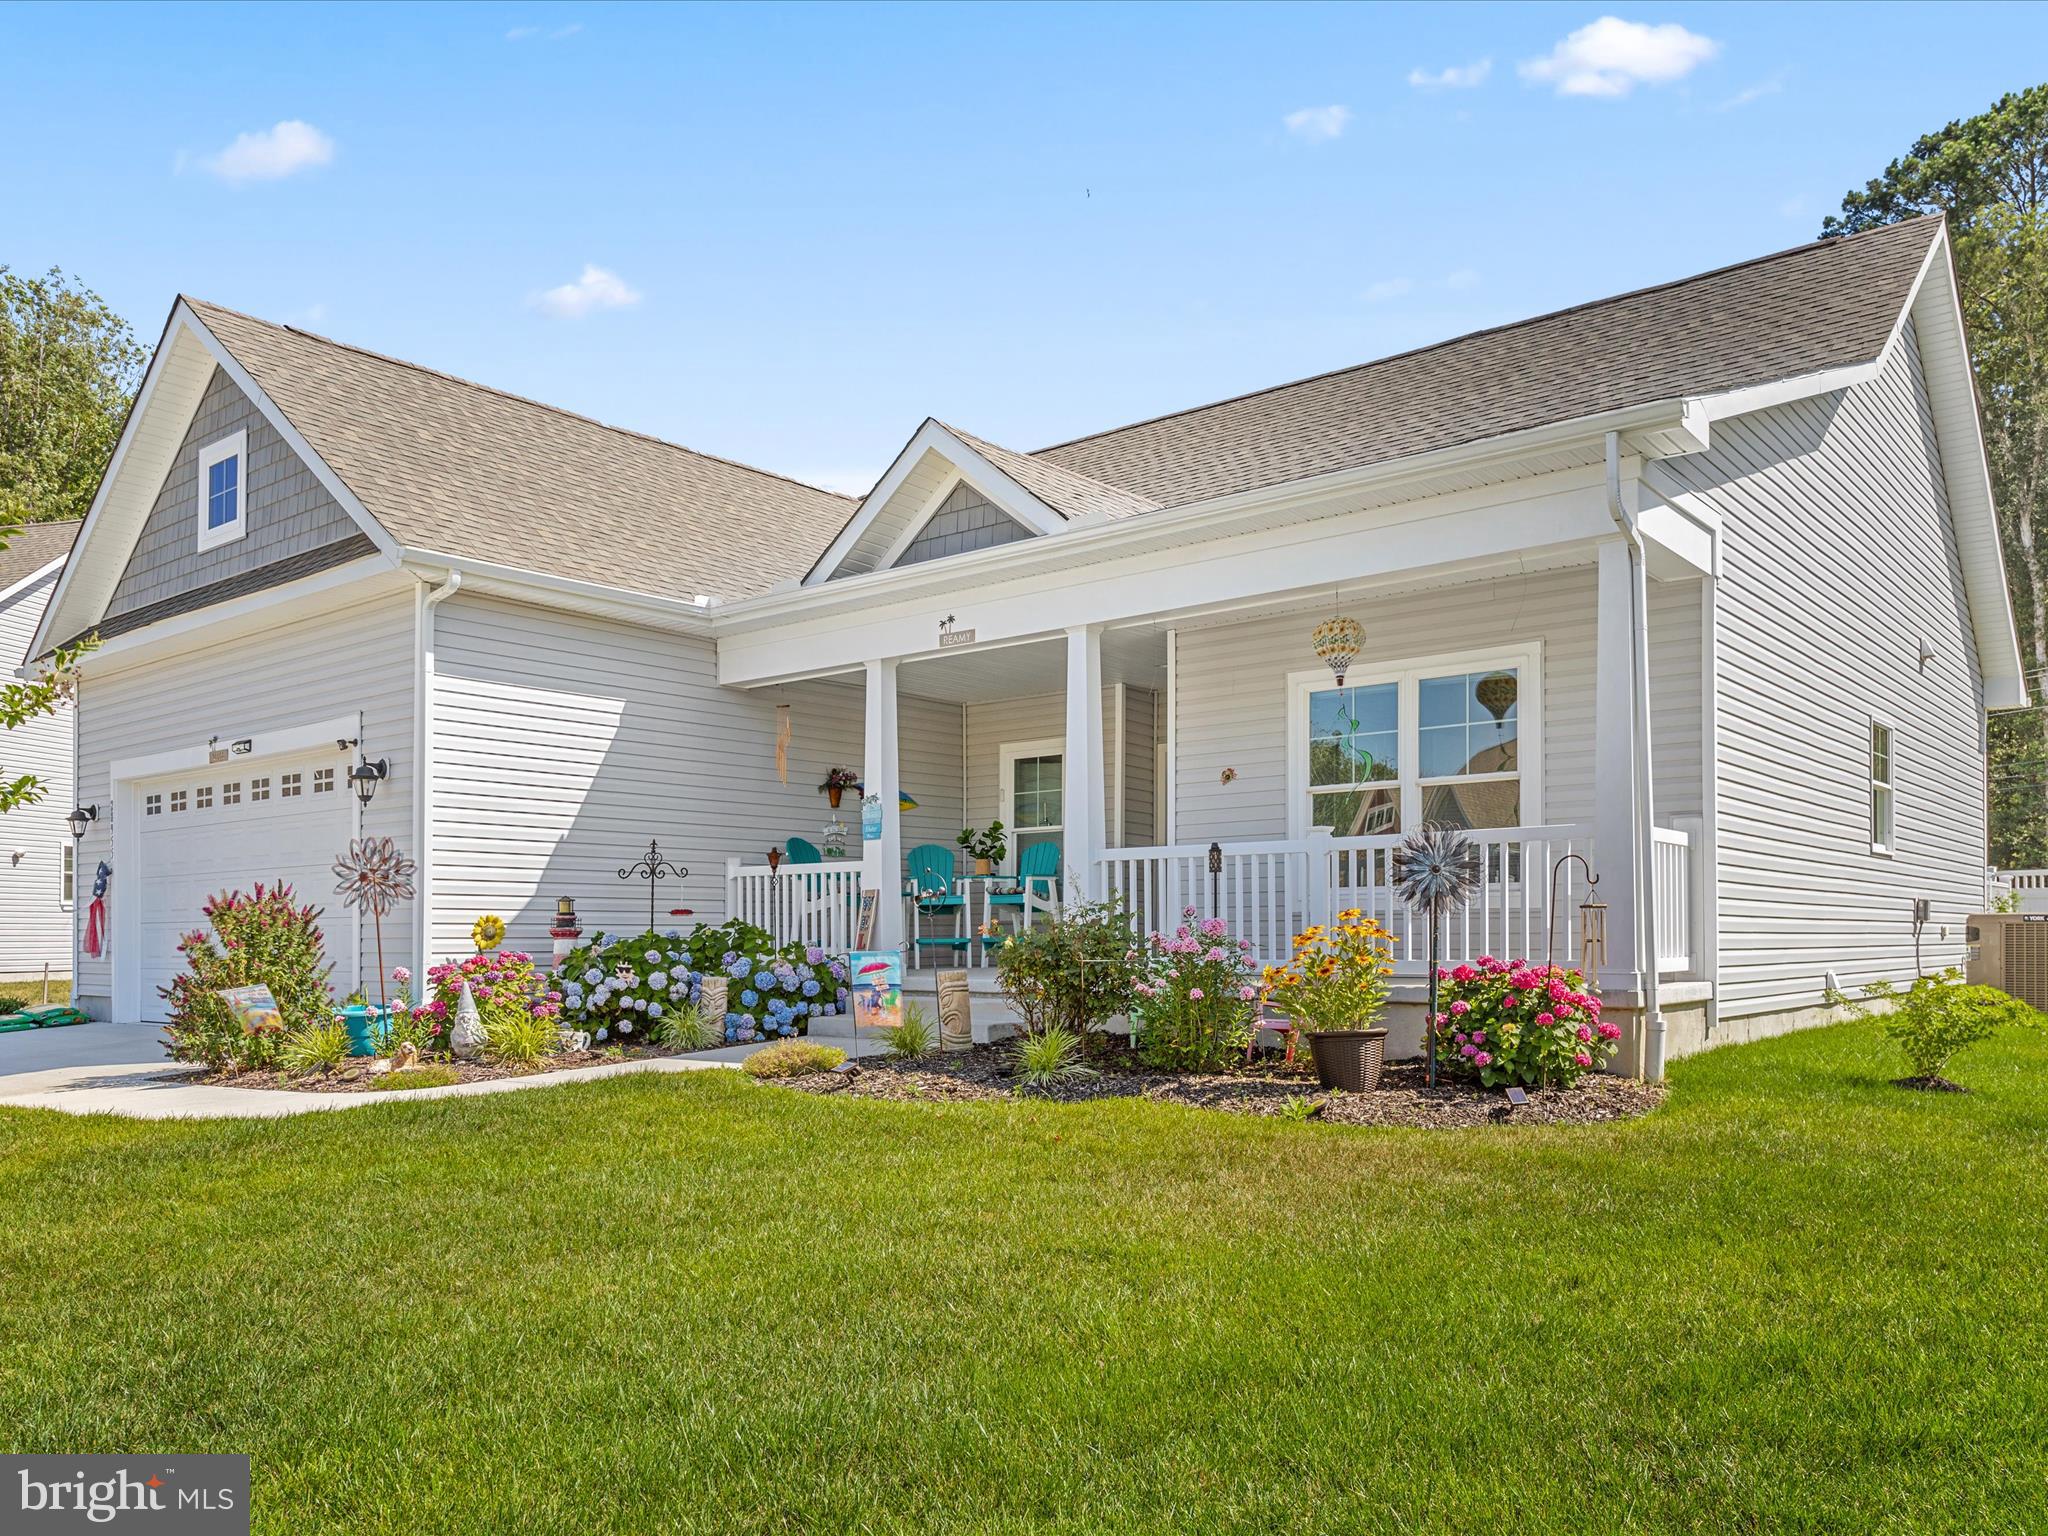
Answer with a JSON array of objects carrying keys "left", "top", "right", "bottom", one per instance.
[{"left": 7, "top": 1, "right": 2043, "bottom": 492}]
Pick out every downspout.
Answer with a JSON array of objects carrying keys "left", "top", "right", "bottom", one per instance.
[
  {"left": 1605, "top": 433, "right": 1665, "bottom": 1081},
  {"left": 413, "top": 569, "right": 462, "bottom": 977}
]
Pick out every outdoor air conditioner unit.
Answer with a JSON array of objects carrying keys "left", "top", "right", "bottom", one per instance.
[{"left": 1964, "top": 912, "right": 2048, "bottom": 1010}]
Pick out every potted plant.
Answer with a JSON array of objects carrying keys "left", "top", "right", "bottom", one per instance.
[
  {"left": 819, "top": 766, "right": 861, "bottom": 809},
  {"left": 956, "top": 820, "right": 1008, "bottom": 876},
  {"left": 1262, "top": 908, "right": 1396, "bottom": 1090}
]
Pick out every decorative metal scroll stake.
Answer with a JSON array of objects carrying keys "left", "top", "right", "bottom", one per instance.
[
  {"left": 618, "top": 839, "right": 687, "bottom": 930},
  {"left": 1546, "top": 852, "right": 1608, "bottom": 981}
]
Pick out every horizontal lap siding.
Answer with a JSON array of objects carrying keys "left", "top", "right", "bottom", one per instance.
[
  {"left": 1650, "top": 319, "right": 1984, "bottom": 1018},
  {"left": 428, "top": 593, "right": 962, "bottom": 961},
  {"left": 0, "top": 574, "right": 74, "bottom": 976},
  {"left": 961, "top": 687, "right": 1137, "bottom": 859},
  {"left": 1649, "top": 577, "right": 1706, "bottom": 821},
  {"left": 1172, "top": 568, "right": 1607, "bottom": 842},
  {"left": 73, "top": 587, "right": 415, "bottom": 1012}
]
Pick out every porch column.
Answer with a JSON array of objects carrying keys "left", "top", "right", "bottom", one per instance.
[
  {"left": 1063, "top": 624, "right": 1105, "bottom": 904},
  {"left": 861, "top": 657, "right": 906, "bottom": 954},
  {"left": 1594, "top": 539, "right": 1642, "bottom": 991}
]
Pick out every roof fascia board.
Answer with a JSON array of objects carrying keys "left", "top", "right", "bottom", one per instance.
[
  {"left": 1692, "top": 361, "right": 1884, "bottom": 423},
  {"left": 177, "top": 302, "right": 405, "bottom": 564},
  {"left": 29, "top": 303, "right": 194, "bottom": 661},
  {"left": 396, "top": 549, "right": 716, "bottom": 630},
  {"left": 1909, "top": 225, "right": 2026, "bottom": 707},
  {"left": 715, "top": 396, "right": 1695, "bottom": 633},
  {"left": 802, "top": 419, "right": 1066, "bottom": 585}
]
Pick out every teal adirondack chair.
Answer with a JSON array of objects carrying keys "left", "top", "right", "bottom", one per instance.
[
  {"left": 987, "top": 842, "right": 1062, "bottom": 933},
  {"left": 905, "top": 843, "right": 969, "bottom": 964},
  {"left": 785, "top": 837, "right": 823, "bottom": 864}
]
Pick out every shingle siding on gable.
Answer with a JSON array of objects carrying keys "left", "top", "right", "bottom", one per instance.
[
  {"left": 105, "top": 366, "right": 365, "bottom": 622},
  {"left": 895, "top": 482, "right": 1031, "bottom": 568}
]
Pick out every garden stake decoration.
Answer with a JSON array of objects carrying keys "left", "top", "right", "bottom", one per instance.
[
  {"left": 1392, "top": 824, "right": 1481, "bottom": 1088},
  {"left": 618, "top": 838, "right": 687, "bottom": 930},
  {"left": 333, "top": 836, "right": 416, "bottom": 1011},
  {"left": 1545, "top": 852, "right": 1607, "bottom": 981}
]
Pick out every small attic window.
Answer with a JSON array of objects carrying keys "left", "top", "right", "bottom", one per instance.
[{"left": 196, "top": 429, "right": 248, "bottom": 552}]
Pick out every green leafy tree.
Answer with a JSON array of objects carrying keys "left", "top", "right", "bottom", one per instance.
[
  {"left": 1826, "top": 87, "right": 2048, "bottom": 865},
  {"left": 0, "top": 267, "right": 132, "bottom": 811}
]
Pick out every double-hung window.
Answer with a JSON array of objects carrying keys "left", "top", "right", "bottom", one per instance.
[
  {"left": 1291, "top": 645, "right": 1540, "bottom": 837},
  {"left": 196, "top": 430, "right": 248, "bottom": 552},
  {"left": 1870, "top": 719, "right": 1896, "bottom": 855}
]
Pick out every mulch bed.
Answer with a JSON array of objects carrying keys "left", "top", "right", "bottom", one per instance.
[
  {"left": 1893, "top": 1075, "right": 1968, "bottom": 1093},
  {"left": 774, "top": 1039, "right": 1665, "bottom": 1129},
  {"left": 199, "top": 1043, "right": 693, "bottom": 1094}
]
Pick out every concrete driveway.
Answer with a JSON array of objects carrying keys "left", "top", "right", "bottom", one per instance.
[{"left": 0, "top": 1021, "right": 747, "bottom": 1120}]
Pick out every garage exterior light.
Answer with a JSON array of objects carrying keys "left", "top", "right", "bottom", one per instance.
[
  {"left": 347, "top": 757, "right": 389, "bottom": 810},
  {"left": 66, "top": 805, "right": 98, "bottom": 840}
]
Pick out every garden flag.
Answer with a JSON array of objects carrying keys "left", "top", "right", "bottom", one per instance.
[{"left": 83, "top": 860, "right": 111, "bottom": 958}]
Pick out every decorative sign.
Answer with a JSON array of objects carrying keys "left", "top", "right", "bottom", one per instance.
[
  {"left": 860, "top": 792, "right": 884, "bottom": 842},
  {"left": 938, "top": 613, "right": 976, "bottom": 649},
  {"left": 208, "top": 746, "right": 229, "bottom": 765},
  {"left": 849, "top": 950, "right": 903, "bottom": 1032},
  {"left": 854, "top": 889, "right": 880, "bottom": 949}
]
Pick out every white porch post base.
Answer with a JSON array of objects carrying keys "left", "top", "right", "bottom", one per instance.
[
  {"left": 1063, "top": 624, "right": 1105, "bottom": 906},
  {"left": 861, "top": 657, "right": 906, "bottom": 954},
  {"left": 1594, "top": 538, "right": 1642, "bottom": 992}
]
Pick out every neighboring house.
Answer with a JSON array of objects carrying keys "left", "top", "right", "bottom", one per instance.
[
  {"left": 0, "top": 520, "right": 82, "bottom": 982},
  {"left": 35, "top": 215, "right": 2021, "bottom": 1076}
]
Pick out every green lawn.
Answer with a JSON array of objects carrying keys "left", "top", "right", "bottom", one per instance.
[{"left": 1, "top": 1022, "right": 2042, "bottom": 1534}]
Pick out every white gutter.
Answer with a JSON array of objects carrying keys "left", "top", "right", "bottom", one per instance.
[
  {"left": 1606, "top": 432, "right": 1665, "bottom": 1082},
  {"left": 413, "top": 569, "right": 462, "bottom": 976}
]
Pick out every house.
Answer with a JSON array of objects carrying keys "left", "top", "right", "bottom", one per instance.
[
  {"left": 0, "top": 520, "right": 81, "bottom": 985},
  {"left": 33, "top": 214, "right": 2020, "bottom": 1076}
]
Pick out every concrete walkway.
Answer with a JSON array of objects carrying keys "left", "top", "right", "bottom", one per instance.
[{"left": 0, "top": 1021, "right": 748, "bottom": 1121}]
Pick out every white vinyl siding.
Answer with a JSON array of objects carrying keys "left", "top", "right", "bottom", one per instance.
[
  {"left": 72, "top": 587, "right": 414, "bottom": 1015},
  {"left": 961, "top": 686, "right": 1148, "bottom": 864},
  {"left": 1646, "top": 317, "right": 1985, "bottom": 1019},
  {"left": 426, "top": 592, "right": 965, "bottom": 963},
  {"left": 0, "top": 570, "right": 75, "bottom": 978}
]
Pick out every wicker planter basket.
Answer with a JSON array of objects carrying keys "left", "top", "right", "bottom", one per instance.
[{"left": 1306, "top": 1028, "right": 1388, "bottom": 1092}]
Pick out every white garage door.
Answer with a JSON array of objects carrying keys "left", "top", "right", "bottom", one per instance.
[{"left": 137, "top": 756, "right": 353, "bottom": 1022}]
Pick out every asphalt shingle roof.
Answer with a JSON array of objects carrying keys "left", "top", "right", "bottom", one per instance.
[
  {"left": 1030, "top": 217, "right": 1944, "bottom": 508},
  {"left": 183, "top": 301, "right": 855, "bottom": 603},
  {"left": 941, "top": 423, "right": 1159, "bottom": 522},
  {"left": 0, "top": 520, "right": 81, "bottom": 596}
]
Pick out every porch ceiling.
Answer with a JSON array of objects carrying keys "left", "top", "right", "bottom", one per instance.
[{"left": 897, "top": 629, "right": 1167, "bottom": 704}]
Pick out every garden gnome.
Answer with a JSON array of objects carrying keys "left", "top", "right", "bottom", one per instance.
[{"left": 451, "top": 977, "right": 486, "bottom": 1062}]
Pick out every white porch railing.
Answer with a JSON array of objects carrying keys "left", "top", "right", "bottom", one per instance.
[
  {"left": 724, "top": 859, "right": 863, "bottom": 952},
  {"left": 1098, "top": 839, "right": 1320, "bottom": 969},
  {"left": 1652, "top": 823, "right": 1693, "bottom": 975}
]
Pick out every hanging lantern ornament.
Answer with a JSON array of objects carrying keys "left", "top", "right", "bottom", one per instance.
[{"left": 1312, "top": 614, "right": 1365, "bottom": 687}]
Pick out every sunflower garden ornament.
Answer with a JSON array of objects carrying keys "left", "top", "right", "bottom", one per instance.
[
  {"left": 472, "top": 913, "right": 506, "bottom": 952},
  {"left": 333, "top": 836, "right": 416, "bottom": 1010},
  {"left": 1392, "top": 824, "right": 1482, "bottom": 1088}
]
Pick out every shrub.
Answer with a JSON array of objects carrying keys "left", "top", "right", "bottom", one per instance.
[
  {"left": 484, "top": 1009, "right": 562, "bottom": 1069},
  {"left": 280, "top": 1020, "right": 351, "bottom": 1076},
  {"left": 1429, "top": 958, "right": 1617, "bottom": 1089},
  {"left": 557, "top": 924, "right": 848, "bottom": 1046},
  {"left": 879, "top": 1001, "right": 936, "bottom": 1059},
  {"left": 371, "top": 1064, "right": 461, "bottom": 1092},
  {"left": 0, "top": 996, "right": 31, "bottom": 1014},
  {"left": 1131, "top": 907, "right": 1262, "bottom": 1072},
  {"left": 1832, "top": 967, "right": 2044, "bottom": 1082},
  {"left": 417, "top": 949, "right": 560, "bottom": 1049},
  {"left": 646, "top": 1001, "right": 720, "bottom": 1052},
  {"left": 744, "top": 1039, "right": 846, "bottom": 1078},
  {"left": 1013, "top": 1024, "right": 1097, "bottom": 1092},
  {"left": 1262, "top": 910, "right": 1396, "bottom": 1035},
  {"left": 163, "top": 883, "right": 335, "bottom": 1071},
  {"left": 994, "top": 899, "right": 1142, "bottom": 1036}
]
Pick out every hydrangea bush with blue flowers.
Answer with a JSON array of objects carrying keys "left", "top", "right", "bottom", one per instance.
[{"left": 554, "top": 922, "right": 851, "bottom": 1046}]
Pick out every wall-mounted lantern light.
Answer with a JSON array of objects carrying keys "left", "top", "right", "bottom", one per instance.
[
  {"left": 66, "top": 805, "right": 99, "bottom": 841},
  {"left": 347, "top": 757, "right": 389, "bottom": 810}
]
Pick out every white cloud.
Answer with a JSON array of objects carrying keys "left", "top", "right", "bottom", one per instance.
[
  {"left": 1518, "top": 17, "right": 1720, "bottom": 98},
  {"left": 1364, "top": 277, "right": 1413, "bottom": 303},
  {"left": 1717, "top": 75, "right": 1785, "bottom": 111},
  {"left": 1407, "top": 58, "right": 1492, "bottom": 90},
  {"left": 1283, "top": 105, "right": 1352, "bottom": 143},
  {"left": 531, "top": 264, "right": 642, "bottom": 319},
  {"left": 201, "top": 120, "right": 335, "bottom": 183}
]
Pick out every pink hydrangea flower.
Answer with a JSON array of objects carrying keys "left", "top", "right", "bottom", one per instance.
[
  {"left": 1473, "top": 1051, "right": 1492, "bottom": 1067},
  {"left": 1576, "top": 1024, "right": 1593, "bottom": 1042},
  {"left": 1598, "top": 1021, "right": 1621, "bottom": 1040},
  {"left": 1450, "top": 1000, "right": 1470, "bottom": 1016},
  {"left": 1574, "top": 1051, "right": 1593, "bottom": 1067},
  {"left": 1536, "top": 1011, "right": 1555, "bottom": 1027}
]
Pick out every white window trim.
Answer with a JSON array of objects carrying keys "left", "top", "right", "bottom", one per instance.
[
  {"left": 60, "top": 842, "right": 74, "bottom": 909},
  {"left": 1284, "top": 641, "right": 1544, "bottom": 839},
  {"left": 1869, "top": 714, "right": 1897, "bottom": 857},
  {"left": 998, "top": 736, "right": 1065, "bottom": 874},
  {"left": 195, "top": 429, "right": 249, "bottom": 553}
]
